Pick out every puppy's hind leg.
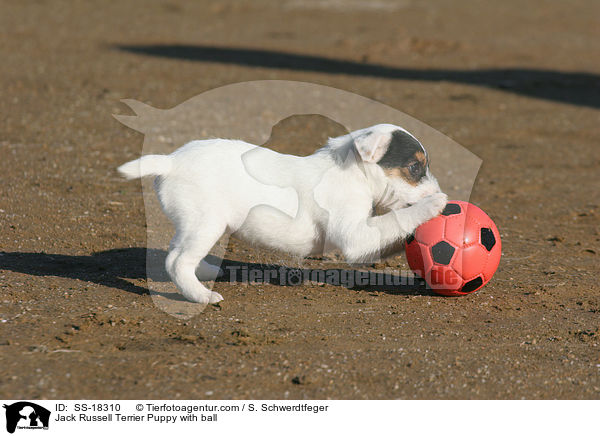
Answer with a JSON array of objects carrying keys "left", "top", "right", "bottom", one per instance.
[
  {"left": 167, "top": 230, "right": 224, "bottom": 281},
  {"left": 166, "top": 232, "right": 224, "bottom": 281},
  {"left": 165, "top": 222, "right": 226, "bottom": 305}
]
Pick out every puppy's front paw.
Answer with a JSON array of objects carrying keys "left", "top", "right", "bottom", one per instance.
[{"left": 419, "top": 192, "right": 448, "bottom": 220}]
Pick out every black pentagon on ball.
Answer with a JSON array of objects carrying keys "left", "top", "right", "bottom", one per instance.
[
  {"left": 461, "top": 276, "right": 483, "bottom": 293},
  {"left": 441, "top": 203, "right": 461, "bottom": 216},
  {"left": 431, "top": 241, "right": 455, "bottom": 265},
  {"left": 480, "top": 227, "right": 496, "bottom": 251}
]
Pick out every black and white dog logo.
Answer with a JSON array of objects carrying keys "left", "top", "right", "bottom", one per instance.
[{"left": 3, "top": 402, "right": 50, "bottom": 434}]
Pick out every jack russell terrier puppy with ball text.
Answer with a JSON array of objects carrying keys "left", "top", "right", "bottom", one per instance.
[{"left": 118, "top": 124, "right": 447, "bottom": 304}]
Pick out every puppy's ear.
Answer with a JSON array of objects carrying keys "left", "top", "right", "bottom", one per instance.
[{"left": 353, "top": 132, "right": 392, "bottom": 163}]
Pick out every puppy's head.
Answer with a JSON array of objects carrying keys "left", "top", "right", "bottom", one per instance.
[{"left": 350, "top": 124, "right": 441, "bottom": 207}]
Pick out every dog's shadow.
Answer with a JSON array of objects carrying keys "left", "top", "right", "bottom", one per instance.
[{"left": 0, "top": 248, "right": 434, "bottom": 300}]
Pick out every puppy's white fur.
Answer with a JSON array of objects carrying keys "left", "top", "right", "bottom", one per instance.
[{"left": 119, "top": 124, "right": 447, "bottom": 304}]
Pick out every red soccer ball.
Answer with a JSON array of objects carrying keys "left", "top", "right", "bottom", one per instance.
[{"left": 405, "top": 201, "right": 501, "bottom": 296}]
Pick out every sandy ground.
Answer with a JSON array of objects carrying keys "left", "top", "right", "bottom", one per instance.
[{"left": 0, "top": 0, "right": 599, "bottom": 399}]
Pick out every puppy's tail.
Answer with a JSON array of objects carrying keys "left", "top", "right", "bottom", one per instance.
[{"left": 117, "top": 155, "right": 173, "bottom": 180}]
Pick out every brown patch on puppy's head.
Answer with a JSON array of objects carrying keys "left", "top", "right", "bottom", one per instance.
[{"left": 379, "top": 130, "right": 428, "bottom": 186}]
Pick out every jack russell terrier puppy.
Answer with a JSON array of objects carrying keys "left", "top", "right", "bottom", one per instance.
[{"left": 118, "top": 124, "right": 447, "bottom": 304}]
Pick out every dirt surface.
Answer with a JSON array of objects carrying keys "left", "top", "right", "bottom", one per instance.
[{"left": 1, "top": 0, "right": 599, "bottom": 399}]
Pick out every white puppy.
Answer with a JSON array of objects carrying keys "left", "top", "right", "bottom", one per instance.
[{"left": 118, "top": 124, "right": 447, "bottom": 304}]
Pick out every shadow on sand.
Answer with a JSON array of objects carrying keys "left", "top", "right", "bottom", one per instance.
[
  {"left": 0, "top": 248, "right": 433, "bottom": 300},
  {"left": 116, "top": 44, "right": 600, "bottom": 109}
]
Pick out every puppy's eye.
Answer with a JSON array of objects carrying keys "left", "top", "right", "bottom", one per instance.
[{"left": 408, "top": 162, "right": 421, "bottom": 176}]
